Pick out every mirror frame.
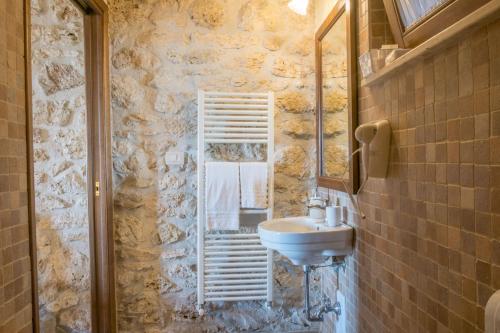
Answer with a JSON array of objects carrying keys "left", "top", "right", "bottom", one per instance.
[{"left": 315, "top": 0, "right": 359, "bottom": 193}]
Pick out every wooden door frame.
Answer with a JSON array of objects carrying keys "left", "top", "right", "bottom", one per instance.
[{"left": 24, "top": 0, "right": 116, "bottom": 332}]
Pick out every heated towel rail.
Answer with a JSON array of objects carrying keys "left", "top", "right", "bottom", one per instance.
[{"left": 197, "top": 90, "right": 274, "bottom": 314}]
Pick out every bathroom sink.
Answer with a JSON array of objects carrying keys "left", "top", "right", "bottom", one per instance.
[{"left": 258, "top": 217, "right": 353, "bottom": 265}]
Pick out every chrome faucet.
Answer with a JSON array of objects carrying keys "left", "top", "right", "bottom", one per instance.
[
  {"left": 315, "top": 295, "right": 341, "bottom": 320},
  {"left": 307, "top": 187, "right": 328, "bottom": 219}
]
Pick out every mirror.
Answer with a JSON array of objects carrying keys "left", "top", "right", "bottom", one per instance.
[
  {"left": 315, "top": 0, "right": 358, "bottom": 192},
  {"left": 30, "top": 0, "right": 94, "bottom": 331}
]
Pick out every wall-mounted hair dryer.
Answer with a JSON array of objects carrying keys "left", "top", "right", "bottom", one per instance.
[
  {"left": 341, "top": 120, "right": 390, "bottom": 220},
  {"left": 354, "top": 119, "right": 391, "bottom": 179}
]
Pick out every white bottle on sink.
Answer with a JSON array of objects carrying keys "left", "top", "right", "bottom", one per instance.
[{"left": 326, "top": 197, "right": 342, "bottom": 227}]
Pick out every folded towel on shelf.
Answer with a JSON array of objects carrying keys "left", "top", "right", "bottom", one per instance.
[
  {"left": 240, "top": 162, "right": 268, "bottom": 209},
  {"left": 205, "top": 162, "right": 240, "bottom": 230}
]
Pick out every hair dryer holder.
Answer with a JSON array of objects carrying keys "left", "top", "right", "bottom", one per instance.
[{"left": 355, "top": 119, "right": 391, "bottom": 179}]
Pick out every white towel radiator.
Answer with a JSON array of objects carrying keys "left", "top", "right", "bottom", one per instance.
[{"left": 197, "top": 90, "right": 274, "bottom": 314}]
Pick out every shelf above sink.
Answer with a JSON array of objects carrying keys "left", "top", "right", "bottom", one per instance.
[{"left": 361, "top": 1, "right": 500, "bottom": 87}]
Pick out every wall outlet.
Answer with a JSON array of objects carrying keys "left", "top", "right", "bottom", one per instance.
[{"left": 164, "top": 151, "right": 184, "bottom": 165}]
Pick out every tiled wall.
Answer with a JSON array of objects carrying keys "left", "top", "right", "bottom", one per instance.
[
  {"left": 357, "top": 0, "right": 394, "bottom": 56},
  {"left": 322, "top": 3, "right": 500, "bottom": 333},
  {"left": 366, "top": 0, "right": 394, "bottom": 50},
  {"left": 0, "top": 0, "right": 33, "bottom": 332}
]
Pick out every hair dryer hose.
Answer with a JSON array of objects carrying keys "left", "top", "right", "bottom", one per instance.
[{"left": 340, "top": 148, "right": 366, "bottom": 220}]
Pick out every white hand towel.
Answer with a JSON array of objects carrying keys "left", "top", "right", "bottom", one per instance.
[
  {"left": 205, "top": 162, "right": 240, "bottom": 230},
  {"left": 240, "top": 162, "right": 268, "bottom": 209}
]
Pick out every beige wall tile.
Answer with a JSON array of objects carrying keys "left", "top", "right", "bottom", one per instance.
[
  {"left": 0, "top": 0, "right": 32, "bottom": 331},
  {"left": 323, "top": 14, "right": 500, "bottom": 333}
]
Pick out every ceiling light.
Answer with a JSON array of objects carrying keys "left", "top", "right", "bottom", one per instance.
[{"left": 288, "top": 0, "right": 309, "bottom": 15}]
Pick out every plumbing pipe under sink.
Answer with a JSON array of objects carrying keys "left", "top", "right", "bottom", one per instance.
[{"left": 302, "top": 258, "right": 345, "bottom": 322}]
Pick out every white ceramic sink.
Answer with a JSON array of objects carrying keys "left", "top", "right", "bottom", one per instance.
[{"left": 258, "top": 216, "right": 353, "bottom": 265}]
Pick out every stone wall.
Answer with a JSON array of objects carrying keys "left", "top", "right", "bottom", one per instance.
[
  {"left": 0, "top": 0, "right": 34, "bottom": 332},
  {"left": 108, "top": 0, "right": 318, "bottom": 331},
  {"left": 31, "top": 0, "right": 92, "bottom": 331}
]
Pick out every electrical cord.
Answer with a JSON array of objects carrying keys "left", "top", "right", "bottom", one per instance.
[{"left": 339, "top": 147, "right": 367, "bottom": 219}]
